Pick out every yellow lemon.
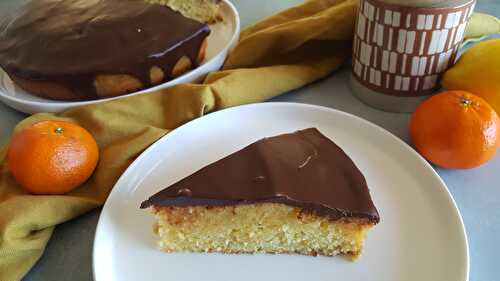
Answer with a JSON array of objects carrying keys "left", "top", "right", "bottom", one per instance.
[{"left": 442, "top": 39, "right": 500, "bottom": 115}]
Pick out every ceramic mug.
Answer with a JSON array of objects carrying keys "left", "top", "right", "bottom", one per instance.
[{"left": 350, "top": 0, "right": 476, "bottom": 112}]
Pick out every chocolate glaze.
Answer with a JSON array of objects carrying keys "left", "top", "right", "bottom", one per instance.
[
  {"left": 0, "top": 0, "right": 210, "bottom": 100},
  {"left": 141, "top": 128, "right": 380, "bottom": 223}
]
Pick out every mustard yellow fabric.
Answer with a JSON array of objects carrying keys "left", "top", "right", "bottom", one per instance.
[
  {"left": 464, "top": 13, "right": 500, "bottom": 42},
  {"left": 0, "top": 0, "right": 357, "bottom": 280}
]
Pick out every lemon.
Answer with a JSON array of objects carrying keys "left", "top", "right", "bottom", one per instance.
[{"left": 442, "top": 39, "right": 500, "bottom": 115}]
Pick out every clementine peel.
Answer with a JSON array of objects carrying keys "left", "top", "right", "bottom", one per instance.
[
  {"left": 7, "top": 120, "right": 99, "bottom": 194},
  {"left": 410, "top": 91, "right": 500, "bottom": 169}
]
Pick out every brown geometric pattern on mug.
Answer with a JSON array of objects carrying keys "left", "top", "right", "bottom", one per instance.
[{"left": 352, "top": 0, "right": 475, "bottom": 97}]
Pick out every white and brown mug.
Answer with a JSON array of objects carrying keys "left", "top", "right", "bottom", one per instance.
[{"left": 350, "top": 0, "right": 476, "bottom": 112}]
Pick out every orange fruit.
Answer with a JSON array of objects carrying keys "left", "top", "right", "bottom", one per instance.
[
  {"left": 410, "top": 91, "right": 500, "bottom": 169},
  {"left": 7, "top": 120, "right": 99, "bottom": 194}
]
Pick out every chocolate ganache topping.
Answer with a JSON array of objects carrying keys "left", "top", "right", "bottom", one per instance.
[
  {"left": 0, "top": 0, "right": 210, "bottom": 99},
  {"left": 141, "top": 128, "right": 380, "bottom": 223}
]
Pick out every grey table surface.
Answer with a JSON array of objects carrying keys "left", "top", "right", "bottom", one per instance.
[{"left": 0, "top": 0, "right": 498, "bottom": 280}]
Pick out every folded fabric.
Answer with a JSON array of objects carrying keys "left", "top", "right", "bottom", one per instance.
[
  {"left": 464, "top": 12, "right": 500, "bottom": 42},
  {"left": 0, "top": 0, "right": 357, "bottom": 280}
]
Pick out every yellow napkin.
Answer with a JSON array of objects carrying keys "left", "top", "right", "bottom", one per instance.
[
  {"left": 464, "top": 12, "right": 500, "bottom": 40},
  {"left": 0, "top": 0, "right": 357, "bottom": 280}
]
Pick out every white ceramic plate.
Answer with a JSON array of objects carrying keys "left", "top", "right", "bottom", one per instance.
[
  {"left": 0, "top": 0, "right": 240, "bottom": 114},
  {"left": 93, "top": 102, "right": 469, "bottom": 281}
]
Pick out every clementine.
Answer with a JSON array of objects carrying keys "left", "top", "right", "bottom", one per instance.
[
  {"left": 410, "top": 91, "right": 500, "bottom": 169},
  {"left": 7, "top": 120, "right": 99, "bottom": 194}
]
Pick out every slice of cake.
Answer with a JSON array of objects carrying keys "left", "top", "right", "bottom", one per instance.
[{"left": 140, "top": 128, "right": 380, "bottom": 258}]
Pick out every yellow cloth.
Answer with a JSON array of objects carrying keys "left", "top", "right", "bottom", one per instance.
[
  {"left": 0, "top": 0, "right": 356, "bottom": 280},
  {"left": 464, "top": 13, "right": 500, "bottom": 41}
]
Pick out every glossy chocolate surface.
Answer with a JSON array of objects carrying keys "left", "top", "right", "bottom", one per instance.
[
  {"left": 0, "top": 0, "right": 210, "bottom": 100},
  {"left": 141, "top": 128, "right": 380, "bottom": 223}
]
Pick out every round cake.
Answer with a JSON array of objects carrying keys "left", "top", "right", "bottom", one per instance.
[{"left": 0, "top": 0, "right": 217, "bottom": 101}]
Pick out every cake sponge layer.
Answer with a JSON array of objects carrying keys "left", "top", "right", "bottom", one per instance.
[
  {"left": 153, "top": 203, "right": 374, "bottom": 258},
  {"left": 147, "top": 0, "right": 221, "bottom": 23}
]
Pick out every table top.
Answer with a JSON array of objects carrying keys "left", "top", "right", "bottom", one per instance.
[{"left": 0, "top": 1, "right": 498, "bottom": 280}]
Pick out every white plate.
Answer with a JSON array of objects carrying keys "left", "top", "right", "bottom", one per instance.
[
  {"left": 93, "top": 102, "right": 469, "bottom": 281},
  {"left": 0, "top": 0, "right": 240, "bottom": 114}
]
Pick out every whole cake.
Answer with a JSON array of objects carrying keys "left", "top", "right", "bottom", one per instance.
[
  {"left": 141, "top": 128, "right": 380, "bottom": 258},
  {"left": 0, "top": 0, "right": 220, "bottom": 101}
]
